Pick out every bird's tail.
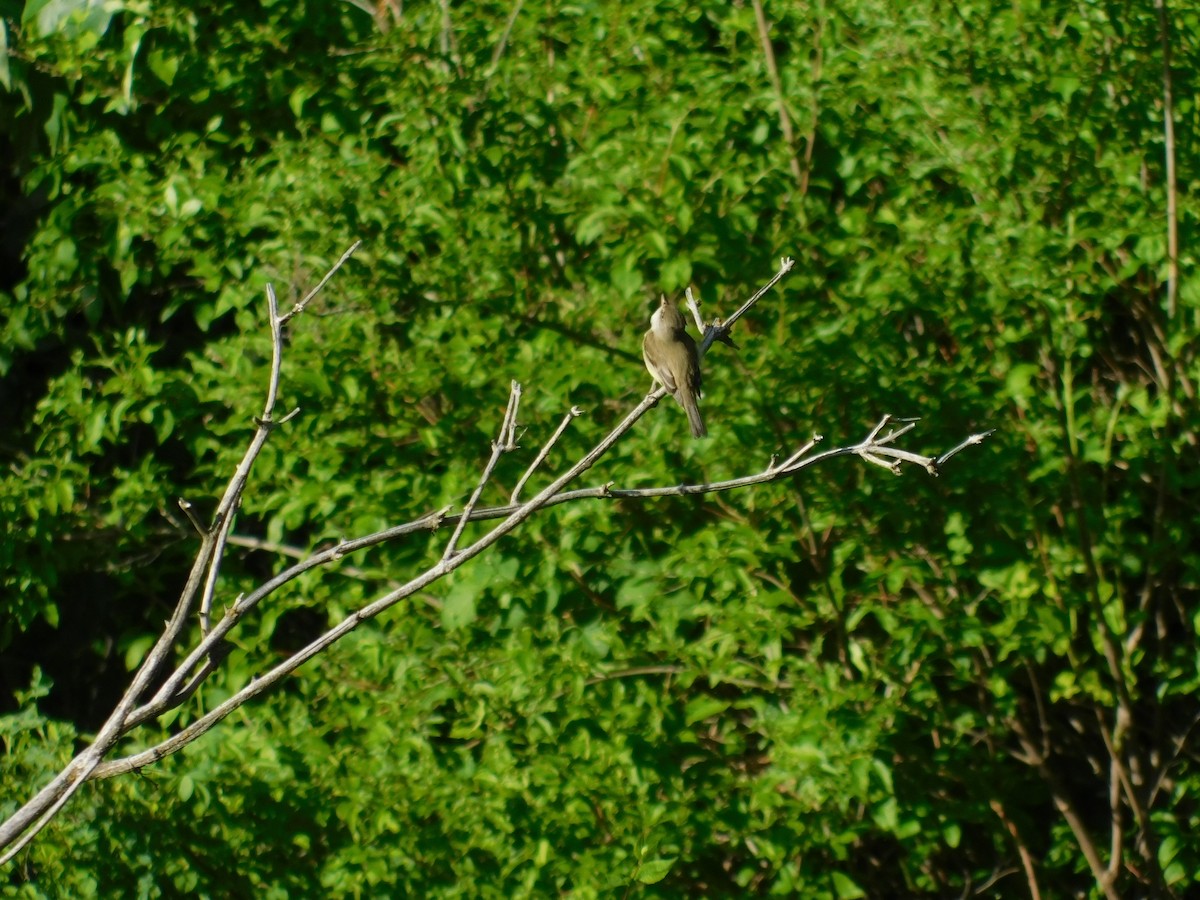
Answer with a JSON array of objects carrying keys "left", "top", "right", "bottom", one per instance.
[{"left": 680, "top": 393, "right": 707, "bottom": 439}]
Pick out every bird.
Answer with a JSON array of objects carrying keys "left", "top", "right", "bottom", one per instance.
[{"left": 642, "top": 296, "right": 707, "bottom": 438}]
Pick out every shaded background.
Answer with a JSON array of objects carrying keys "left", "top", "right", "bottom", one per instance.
[{"left": 2, "top": 0, "right": 1197, "bottom": 895}]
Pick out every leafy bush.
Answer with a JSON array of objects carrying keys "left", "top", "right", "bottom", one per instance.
[{"left": 2, "top": 0, "right": 1197, "bottom": 895}]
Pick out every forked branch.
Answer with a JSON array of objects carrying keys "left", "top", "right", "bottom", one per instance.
[{"left": 0, "top": 250, "right": 990, "bottom": 862}]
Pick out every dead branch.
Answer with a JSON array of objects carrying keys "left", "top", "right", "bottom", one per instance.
[{"left": 0, "top": 251, "right": 990, "bottom": 861}]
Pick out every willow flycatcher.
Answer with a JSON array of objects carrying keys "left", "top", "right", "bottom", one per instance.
[{"left": 643, "top": 296, "right": 707, "bottom": 438}]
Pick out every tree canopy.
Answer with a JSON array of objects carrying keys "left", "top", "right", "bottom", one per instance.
[{"left": 1, "top": 0, "right": 1197, "bottom": 896}]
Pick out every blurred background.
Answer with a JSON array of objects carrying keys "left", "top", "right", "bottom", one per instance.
[{"left": 1, "top": 0, "right": 1197, "bottom": 895}]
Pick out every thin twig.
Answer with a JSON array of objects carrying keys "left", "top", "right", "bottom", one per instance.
[
  {"left": 442, "top": 381, "right": 522, "bottom": 561},
  {"left": 177, "top": 498, "right": 205, "bottom": 534},
  {"left": 200, "top": 283, "right": 297, "bottom": 633},
  {"left": 706, "top": 257, "right": 795, "bottom": 348},
  {"left": 99, "top": 411, "right": 984, "bottom": 775},
  {"left": 684, "top": 287, "right": 705, "bottom": 333},
  {"left": 872, "top": 418, "right": 921, "bottom": 446},
  {"left": 0, "top": 757, "right": 102, "bottom": 865},
  {"left": 487, "top": 0, "right": 525, "bottom": 75},
  {"left": 262, "top": 284, "right": 284, "bottom": 415},
  {"left": 1154, "top": 0, "right": 1178, "bottom": 320},
  {"left": 773, "top": 434, "right": 823, "bottom": 470},
  {"left": 4, "top": 251, "right": 988, "bottom": 857},
  {"left": 935, "top": 429, "right": 996, "bottom": 469},
  {"left": 799, "top": 3, "right": 825, "bottom": 199},
  {"left": 511, "top": 406, "right": 582, "bottom": 503},
  {"left": 865, "top": 414, "right": 896, "bottom": 443},
  {"left": 751, "top": 0, "right": 803, "bottom": 188},
  {"left": 281, "top": 241, "right": 362, "bottom": 325},
  {"left": 989, "top": 799, "right": 1043, "bottom": 900},
  {"left": 0, "top": 242, "right": 342, "bottom": 855},
  {"left": 225, "top": 533, "right": 401, "bottom": 586}
]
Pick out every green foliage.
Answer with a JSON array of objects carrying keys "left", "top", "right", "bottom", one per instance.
[{"left": 2, "top": 0, "right": 1198, "bottom": 896}]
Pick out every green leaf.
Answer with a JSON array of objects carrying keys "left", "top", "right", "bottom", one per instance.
[
  {"left": 684, "top": 695, "right": 729, "bottom": 725},
  {"left": 123, "top": 634, "right": 154, "bottom": 672},
  {"left": 147, "top": 48, "right": 179, "bottom": 86},
  {"left": 635, "top": 857, "right": 676, "bottom": 884},
  {"left": 831, "top": 871, "right": 866, "bottom": 899},
  {"left": 290, "top": 84, "right": 316, "bottom": 118},
  {"left": 0, "top": 20, "right": 11, "bottom": 91},
  {"left": 441, "top": 582, "right": 478, "bottom": 630}
]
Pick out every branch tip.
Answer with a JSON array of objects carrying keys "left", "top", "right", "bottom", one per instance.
[
  {"left": 428, "top": 505, "right": 454, "bottom": 530},
  {"left": 178, "top": 498, "right": 205, "bottom": 534},
  {"left": 281, "top": 241, "right": 362, "bottom": 325},
  {"left": 703, "top": 252, "right": 798, "bottom": 348},
  {"left": 935, "top": 428, "right": 995, "bottom": 468}
]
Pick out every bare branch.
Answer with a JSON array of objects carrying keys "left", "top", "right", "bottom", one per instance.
[
  {"left": 990, "top": 799, "right": 1043, "bottom": 900},
  {"left": 751, "top": 0, "right": 803, "bottom": 188},
  {"left": 0, "top": 757, "right": 102, "bottom": 866},
  {"left": 706, "top": 257, "right": 795, "bottom": 346},
  {"left": 0, "top": 243, "right": 360, "bottom": 856},
  {"left": 511, "top": 406, "right": 582, "bottom": 503},
  {"left": 1154, "top": 0, "right": 1178, "bottom": 320},
  {"left": 177, "top": 497, "right": 205, "bottom": 535},
  {"left": 442, "top": 381, "right": 522, "bottom": 561},
  {"left": 772, "top": 433, "right": 823, "bottom": 471},
  {"left": 100, "top": 411, "right": 984, "bottom": 777},
  {"left": 487, "top": 0, "right": 525, "bottom": 75},
  {"left": 936, "top": 429, "right": 997, "bottom": 470},
  {"left": 262, "top": 284, "right": 284, "bottom": 415},
  {"left": 200, "top": 281, "right": 289, "bottom": 632},
  {"left": 2, "top": 250, "right": 991, "bottom": 860},
  {"left": 280, "top": 240, "right": 362, "bottom": 325},
  {"left": 683, "top": 286, "right": 705, "bottom": 333}
]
